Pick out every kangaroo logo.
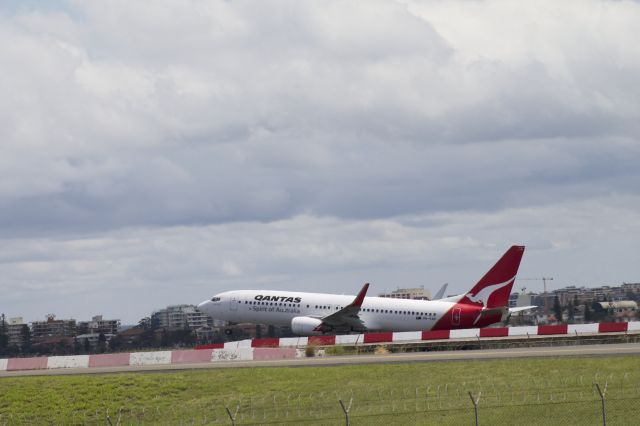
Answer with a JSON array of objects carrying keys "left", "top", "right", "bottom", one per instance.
[{"left": 465, "top": 276, "right": 515, "bottom": 307}]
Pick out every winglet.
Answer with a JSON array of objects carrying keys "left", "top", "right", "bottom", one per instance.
[{"left": 349, "top": 283, "right": 369, "bottom": 308}]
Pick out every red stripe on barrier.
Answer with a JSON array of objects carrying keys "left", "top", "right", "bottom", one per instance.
[
  {"left": 479, "top": 327, "right": 509, "bottom": 338},
  {"left": 363, "top": 332, "right": 393, "bottom": 344},
  {"left": 7, "top": 357, "right": 48, "bottom": 371},
  {"left": 251, "top": 338, "right": 280, "bottom": 348},
  {"left": 171, "top": 349, "right": 214, "bottom": 364},
  {"left": 422, "top": 330, "right": 450, "bottom": 340},
  {"left": 598, "top": 322, "right": 628, "bottom": 333},
  {"left": 253, "top": 348, "right": 297, "bottom": 361},
  {"left": 195, "top": 343, "right": 224, "bottom": 350},
  {"left": 537, "top": 325, "right": 568, "bottom": 335},
  {"left": 88, "top": 353, "right": 131, "bottom": 368},
  {"left": 308, "top": 335, "right": 336, "bottom": 346}
]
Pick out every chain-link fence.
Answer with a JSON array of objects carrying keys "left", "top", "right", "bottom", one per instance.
[{"left": 1, "top": 374, "right": 638, "bottom": 425}]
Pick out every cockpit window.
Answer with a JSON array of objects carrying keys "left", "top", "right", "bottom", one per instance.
[{"left": 211, "top": 297, "right": 221, "bottom": 302}]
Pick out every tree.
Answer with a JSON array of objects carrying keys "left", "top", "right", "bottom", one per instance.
[
  {"left": 160, "top": 329, "right": 170, "bottom": 347},
  {"left": 109, "top": 334, "right": 124, "bottom": 351},
  {"left": 83, "top": 337, "right": 91, "bottom": 354},
  {"left": 553, "top": 296, "right": 563, "bottom": 323},
  {"left": 584, "top": 303, "right": 592, "bottom": 322},
  {"left": 138, "top": 317, "right": 152, "bottom": 330},
  {"left": 0, "top": 314, "right": 8, "bottom": 356},
  {"left": 20, "top": 325, "right": 31, "bottom": 355},
  {"left": 97, "top": 333, "right": 107, "bottom": 353},
  {"left": 567, "top": 301, "right": 575, "bottom": 322}
]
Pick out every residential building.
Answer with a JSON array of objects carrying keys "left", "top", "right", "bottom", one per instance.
[
  {"left": 77, "top": 315, "right": 120, "bottom": 335},
  {"left": 152, "top": 305, "right": 213, "bottom": 330},
  {"left": 75, "top": 333, "right": 115, "bottom": 349},
  {"left": 378, "top": 286, "right": 432, "bottom": 300},
  {"left": 30, "top": 314, "right": 76, "bottom": 341},
  {"left": 622, "top": 283, "right": 640, "bottom": 296},
  {"left": 7, "top": 317, "right": 29, "bottom": 348}
]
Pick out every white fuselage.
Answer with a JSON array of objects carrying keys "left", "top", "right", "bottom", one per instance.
[{"left": 198, "top": 289, "right": 460, "bottom": 332}]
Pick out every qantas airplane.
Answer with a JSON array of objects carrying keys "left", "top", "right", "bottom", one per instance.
[{"left": 197, "top": 246, "right": 534, "bottom": 335}]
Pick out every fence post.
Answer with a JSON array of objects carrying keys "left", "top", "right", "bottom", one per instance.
[
  {"left": 595, "top": 382, "right": 608, "bottom": 426},
  {"left": 225, "top": 404, "right": 240, "bottom": 426},
  {"left": 339, "top": 398, "right": 353, "bottom": 426},
  {"left": 468, "top": 391, "right": 481, "bottom": 426}
]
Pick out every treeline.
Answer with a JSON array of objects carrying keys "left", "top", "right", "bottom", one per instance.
[{"left": 0, "top": 314, "right": 200, "bottom": 357}]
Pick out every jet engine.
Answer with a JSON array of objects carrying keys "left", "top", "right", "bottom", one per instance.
[{"left": 291, "top": 316, "right": 325, "bottom": 335}]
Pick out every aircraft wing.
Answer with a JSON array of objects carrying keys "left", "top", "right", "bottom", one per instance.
[
  {"left": 320, "top": 283, "right": 369, "bottom": 330},
  {"left": 509, "top": 305, "right": 537, "bottom": 314}
]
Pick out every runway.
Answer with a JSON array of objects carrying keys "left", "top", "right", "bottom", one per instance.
[{"left": 2, "top": 343, "right": 638, "bottom": 377}]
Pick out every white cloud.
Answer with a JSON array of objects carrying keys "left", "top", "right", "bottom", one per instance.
[
  {"left": 2, "top": 194, "right": 639, "bottom": 322},
  {"left": 0, "top": 0, "right": 638, "bottom": 322}
]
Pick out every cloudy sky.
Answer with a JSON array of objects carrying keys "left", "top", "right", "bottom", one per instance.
[{"left": 1, "top": 0, "right": 639, "bottom": 324}]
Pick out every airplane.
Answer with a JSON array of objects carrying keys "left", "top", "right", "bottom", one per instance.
[
  {"left": 433, "top": 282, "right": 448, "bottom": 300},
  {"left": 197, "top": 245, "right": 535, "bottom": 335}
]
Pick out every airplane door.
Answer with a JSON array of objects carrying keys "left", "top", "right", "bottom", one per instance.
[
  {"left": 229, "top": 296, "right": 238, "bottom": 311},
  {"left": 452, "top": 307, "right": 461, "bottom": 326}
]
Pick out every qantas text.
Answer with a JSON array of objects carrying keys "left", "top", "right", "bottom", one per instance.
[{"left": 254, "top": 295, "right": 302, "bottom": 303}]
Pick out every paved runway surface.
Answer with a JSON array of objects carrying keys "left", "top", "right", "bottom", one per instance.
[{"left": 2, "top": 343, "right": 638, "bottom": 377}]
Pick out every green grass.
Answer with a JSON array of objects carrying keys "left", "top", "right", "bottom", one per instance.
[{"left": 1, "top": 355, "right": 639, "bottom": 425}]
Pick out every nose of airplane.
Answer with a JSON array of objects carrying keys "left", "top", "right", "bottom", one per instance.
[{"left": 197, "top": 300, "right": 211, "bottom": 312}]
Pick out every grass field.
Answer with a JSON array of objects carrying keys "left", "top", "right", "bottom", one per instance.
[{"left": 1, "top": 355, "right": 640, "bottom": 425}]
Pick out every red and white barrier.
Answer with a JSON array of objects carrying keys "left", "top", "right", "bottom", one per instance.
[
  {"left": 47, "top": 355, "right": 90, "bottom": 369},
  {"left": 129, "top": 351, "right": 172, "bottom": 366},
  {"left": 171, "top": 348, "right": 214, "bottom": 364},
  {"left": 89, "top": 353, "right": 130, "bottom": 368},
  {"left": 253, "top": 348, "right": 297, "bottom": 361},
  {"left": 212, "top": 348, "right": 253, "bottom": 361},
  {"left": 196, "top": 321, "right": 639, "bottom": 349},
  {"left": 1, "top": 321, "right": 637, "bottom": 372},
  {"left": 7, "top": 356, "right": 48, "bottom": 371},
  {"left": 628, "top": 322, "right": 640, "bottom": 331}
]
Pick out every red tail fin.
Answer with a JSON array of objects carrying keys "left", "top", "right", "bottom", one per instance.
[{"left": 464, "top": 245, "right": 525, "bottom": 308}]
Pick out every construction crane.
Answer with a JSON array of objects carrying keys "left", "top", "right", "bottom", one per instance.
[
  {"left": 519, "top": 277, "right": 554, "bottom": 313},
  {"left": 520, "top": 277, "right": 554, "bottom": 293}
]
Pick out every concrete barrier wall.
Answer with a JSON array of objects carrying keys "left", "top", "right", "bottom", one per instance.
[
  {"left": 3, "top": 321, "right": 639, "bottom": 372},
  {"left": 508, "top": 326, "right": 538, "bottom": 336},
  {"left": 308, "top": 335, "right": 336, "bottom": 346},
  {"left": 450, "top": 328, "right": 480, "bottom": 339},
  {"left": 538, "top": 324, "right": 568, "bottom": 335},
  {"left": 252, "top": 338, "right": 280, "bottom": 348},
  {"left": 422, "top": 330, "right": 450, "bottom": 340},
  {"left": 212, "top": 348, "right": 253, "bottom": 361},
  {"left": 568, "top": 323, "right": 599, "bottom": 334},
  {"left": 89, "top": 353, "right": 131, "bottom": 368},
  {"left": 279, "top": 337, "right": 308, "bottom": 347},
  {"left": 47, "top": 355, "right": 90, "bottom": 369},
  {"left": 599, "top": 322, "right": 628, "bottom": 333},
  {"left": 480, "top": 327, "right": 509, "bottom": 338},
  {"left": 363, "top": 332, "right": 393, "bottom": 344},
  {"left": 253, "top": 348, "right": 296, "bottom": 361},
  {"left": 392, "top": 331, "right": 422, "bottom": 342},
  {"left": 129, "top": 351, "right": 172, "bottom": 366},
  {"left": 171, "top": 349, "right": 214, "bottom": 364},
  {"left": 628, "top": 321, "right": 640, "bottom": 331},
  {"left": 194, "top": 343, "right": 224, "bottom": 350},
  {"left": 7, "top": 357, "right": 48, "bottom": 371},
  {"left": 224, "top": 339, "right": 252, "bottom": 349},
  {"left": 335, "top": 334, "right": 362, "bottom": 345}
]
